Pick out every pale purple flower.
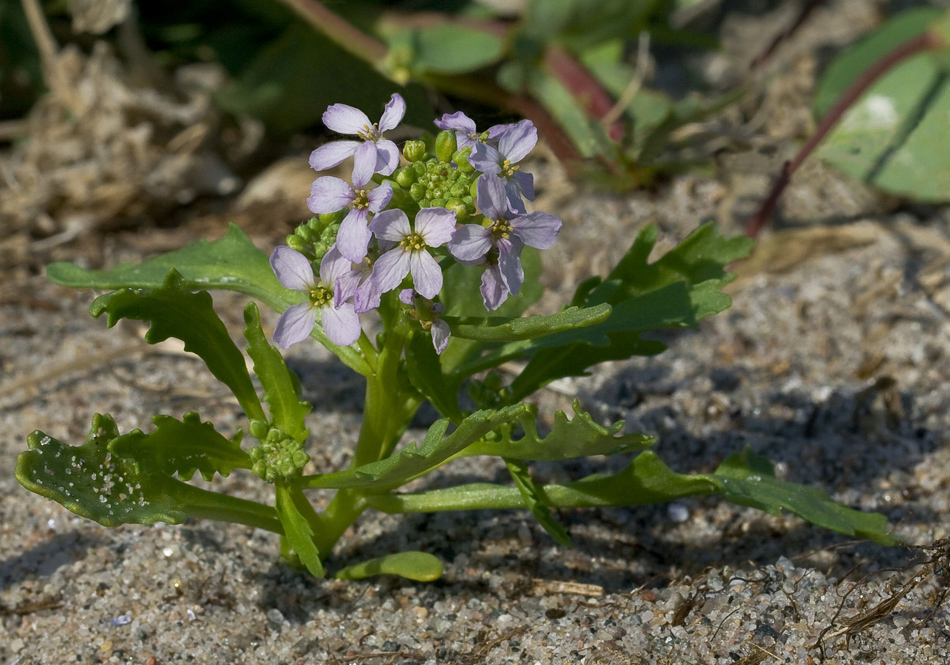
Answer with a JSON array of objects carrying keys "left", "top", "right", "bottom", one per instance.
[
  {"left": 359, "top": 207, "right": 456, "bottom": 304},
  {"left": 448, "top": 174, "right": 561, "bottom": 310},
  {"left": 469, "top": 119, "right": 537, "bottom": 213},
  {"left": 307, "top": 175, "right": 392, "bottom": 263},
  {"left": 309, "top": 93, "right": 406, "bottom": 184},
  {"left": 270, "top": 246, "right": 362, "bottom": 348},
  {"left": 434, "top": 111, "right": 507, "bottom": 152}
]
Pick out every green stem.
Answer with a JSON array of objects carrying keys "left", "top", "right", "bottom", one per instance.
[
  {"left": 365, "top": 478, "right": 718, "bottom": 513},
  {"left": 172, "top": 481, "right": 283, "bottom": 533}
]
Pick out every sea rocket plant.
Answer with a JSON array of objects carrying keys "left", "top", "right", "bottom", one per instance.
[{"left": 18, "top": 93, "right": 893, "bottom": 585}]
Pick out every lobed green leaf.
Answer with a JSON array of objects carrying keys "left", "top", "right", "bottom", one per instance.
[
  {"left": 444, "top": 303, "right": 611, "bottom": 343},
  {"left": 504, "top": 458, "right": 572, "bottom": 546},
  {"left": 464, "top": 400, "right": 653, "bottom": 461},
  {"left": 275, "top": 481, "right": 324, "bottom": 578}
]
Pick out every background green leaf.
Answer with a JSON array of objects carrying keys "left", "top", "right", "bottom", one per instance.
[
  {"left": 813, "top": 8, "right": 950, "bottom": 202},
  {"left": 334, "top": 551, "right": 444, "bottom": 582}
]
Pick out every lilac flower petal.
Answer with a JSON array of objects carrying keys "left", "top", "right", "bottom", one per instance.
[
  {"left": 497, "top": 237, "right": 525, "bottom": 295},
  {"left": 309, "top": 141, "right": 360, "bottom": 171},
  {"left": 318, "top": 245, "right": 353, "bottom": 286},
  {"left": 371, "top": 248, "right": 411, "bottom": 294},
  {"left": 504, "top": 185, "right": 527, "bottom": 215},
  {"left": 398, "top": 288, "right": 415, "bottom": 306},
  {"left": 378, "top": 93, "right": 406, "bottom": 132},
  {"left": 435, "top": 111, "right": 476, "bottom": 135},
  {"left": 415, "top": 207, "right": 457, "bottom": 247},
  {"left": 511, "top": 170, "right": 535, "bottom": 201},
  {"left": 431, "top": 319, "right": 450, "bottom": 354},
  {"left": 498, "top": 119, "right": 537, "bottom": 164},
  {"left": 512, "top": 211, "right": 561, "bottom": 250},
  {"left": 321, "top": 302, "right": 361, "bottom": 346},
  {"left": 475, "top": 174, "right": 509, "bottom": 220},
  {"left": 369, "top": 209, "right": 410, "bottom": 242},
  {"left": 374, "top": 140, "right": 401, "bottom": 176},
  {"left": 469, "top": 143, "right": 502, "bottom": 175},
  {"left": 448, "top": 224, "right": 492, "bottom": 262},
  {"left": 323, "top": 103, "right": 372, "bottom": 134},
  {"left": 409, "top": 251, "right": 443, "bottom": 299},
  {"left": 308, "top": 177, "right": 354, "bottom": 214},
  {"left": 274, "top": 302, "right": 316, "bottom": 349},
  {"left": 336, "top": 208, "right": 372, "bottom": 263},
  {"left": 485, "top": 123, "right": 508, "bottom": 141},
  {"left": 351, "top": 141, "right": 378, "bottom": 188},
  {"left": 270, "top": 246, "right": 315, "bottom": 292},
  {"left": 367, "top": 179, "right": 394, "bottom": 213},
  {"left": 335, "top": 269, "right": 362, "bottom": 305},
  {"left": 354, "top": 279, "right": 381, "bottom": 313},
  {"left": 480, "top": 265, "right": 508, "bottom": 311}
]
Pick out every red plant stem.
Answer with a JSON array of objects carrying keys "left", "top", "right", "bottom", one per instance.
[
  {"left": 544, "top": 45, "right": 624, "bottom": 141},
  {"left": 746, "top": 30, "right": 944, "bottom": 238},
  {"left": 276, "top": 0, "right": 388, "bottom": 65}
]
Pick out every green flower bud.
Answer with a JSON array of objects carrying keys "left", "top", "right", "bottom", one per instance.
[
  {"left": 453, "top": 147, "right": 475, "bottom": 173},
  {"left": 295, "top": 225, "right": 315, "bottom": 242},
  {"left": 409, "top": 183, "right": 426, "bottom": 201},
  {"left": 285, "top": 235, "right": 312, "bottom": 256},
  {"left": 320, "top": 210, "right": 346, "bottom": 226},
  {"left": 444, "top": 198, "right": 467, "bottom": 218},
  {"left": 412, "top": 161, "right": 427, "bottom": 176},
  {"left": 470, "top": 179, "right": 480, "bottom": 201},
  {"left": 403, "top": 140, "right": 427, "bottom": 162},
  {"left": 435, "top": 130, "right": 458, "bottom": 163},
  {"left": 394, "top": 166, "right": 416, "bottom": 188},
  {"left": 449, "top": 183, "right": 467, "bottom": 198},
  {"left": 249, "top": 419, "right": 270, "bottom": 440},
  {"left": 429, "top": 197, "right": 446, "bottom": 208}
]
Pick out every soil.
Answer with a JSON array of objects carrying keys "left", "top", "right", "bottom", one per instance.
[{"left": 2, "top": 1, "right": 950, "bottom": 663}]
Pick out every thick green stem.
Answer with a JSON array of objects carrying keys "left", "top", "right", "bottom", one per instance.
[{"left": 173, "top": 481, "right": 283, "bottom": 533}]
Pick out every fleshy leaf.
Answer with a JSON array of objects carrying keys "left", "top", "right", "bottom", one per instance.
[
  {"left": 385, "top": 25, "right": 504, "bottom": 77},
  {"left": 708, "top": 447, "right": 895, "bottom": 545},
  {"left": 464, "top": 400, "right": 653, "bottom": 460},
  {"left": 16, "top": 414, "right": 189, "bottom": 527},
  {"left": 275, "top": 481, "right": 324, "bottom": 578},
  {"left": 444, "top": 303, "right": 611, "bottom": 342},
  {"left": 302, "top": 404, "right": 531, "bottom": 490},
  {"left": 243, "top": 302, "right": 311, "bottom": 443},
  {"left": 89, "top": 269, "right": 266, "bottom": 423},
  {"left": 110, "top": 412, "right": 251, "bottom": 482},
  {"left": 334, "top": 551, "right": 444, "bottom": 582},
  {"left": 504, "top": 458, "right": 571, "bottom": 546}
]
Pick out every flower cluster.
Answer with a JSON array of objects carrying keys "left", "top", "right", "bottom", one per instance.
[{"left": 271, "top": 93, "right": 563, "bottom": 353}]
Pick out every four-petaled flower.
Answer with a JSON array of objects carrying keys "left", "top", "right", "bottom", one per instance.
[
  {"left": 400, "top": 289, "right": 451, "bottom": 355},
  {"left": 469, "top": 119, "right": 537, "bottom": 213},
  {"left": 270, "top": 245, "right": 362, "bottom": 348},
  {"left": 307, "top": 174, "right": 392, "bottom": 264},
  {"left": 309, "top": 93, "right": 406, "bottom": 185},
  {"left": 448, "top": 174, "right": 561, "bottom": 310},
  {"left": 359, "top": 207, "right": 457, "bottom": 308},
  {"left": 434, "top": 111, "right": 507, "bottom": 152}
]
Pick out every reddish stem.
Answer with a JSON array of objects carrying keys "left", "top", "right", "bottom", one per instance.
[
  {"left": 544, "top": 45, "right": 624, "bottom": 142},
  {"left": 746, "top": 30, "right": 944, "bottom": 238}
]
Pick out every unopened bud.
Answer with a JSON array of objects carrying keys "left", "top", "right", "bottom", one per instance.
[
  {"left": 453, "top": 148, "right": 474, "bottom": 173},
  {"left": 403, "top": 140, "right": 426, "bottom": 162},
  {"left": 435, "top": 130, "right": 458, "bottom": 163},
  {"left": 394, "top": 166, "right": 416, "bottom": 188}
]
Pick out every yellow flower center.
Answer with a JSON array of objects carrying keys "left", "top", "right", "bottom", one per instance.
[
  {"left": 490, "top": 219, "right": 513, "bottom": 242},
  {"left": 500, "top": 159, "right": 519, "bottom": 178},
  {"left": 308, "top": 285, "right": 333, "bottom": 308},
  {"left": 400, "top": 232, "right": 426, "bottom": 252},
  {"left": 357, "top": 123, "right": 381, "bottom": 142},
  {"left": 353, "top": 189, "right": 369, "bottom": 209}
]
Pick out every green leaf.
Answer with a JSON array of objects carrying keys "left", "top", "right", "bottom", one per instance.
[
  {"left": 47, "top": 223, "right": 371, "bottom": 375},
  {"left": 17, "top": 414, "right": 190, "bottom": 527},
  {"left": 334, "top": 551, "right": 444, "bottom": 582},
  {"left": 405, "top": 332, "right": 464, "bottom": 422},
  {"left": 243, "top": 302, "right": 311, "bottom": 442},
  {"left": 444, "top": 303, "right": 611, "bottom": 342},
  {"left": 387, "top": 25, "right": 504, "bottom": 76},
  {"left": 504, "top": 458, "right": 571, "bottom": 546},
  {"left": 441, "top": 246, "right": 544, "bottom": 320},
  {"left": 89, "top": 269, "right": 266, "bottom": 423},
  {"left": 302, "top": 404, "right": 531, "bottom": 490},
  {"left": 708, "top": 447, "right": 895, "bottom": 544},
  {"left": 813, "top": 8, "right": 950, "bottom": 202},
  {"left": 274, "top": 481, "right": 324, "bottom": 578},
  {"left": 464, "top": 400, "right": 653, "bottom": 460},
  {"left": 110, "top": 412, "right": 251, "bottom": 482},
  {"left": 490, "top": 223, "right": 751, "bottom": 397}
]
